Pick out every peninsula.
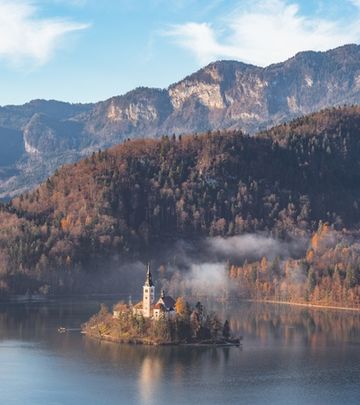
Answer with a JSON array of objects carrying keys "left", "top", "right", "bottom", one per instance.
[{"left": 82, "top": 265, "right": 241, "bottom": 346}]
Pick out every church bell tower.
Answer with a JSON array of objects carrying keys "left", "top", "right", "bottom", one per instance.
[{"left": 143, "top": 263, "right": 155, "bottom": 318}]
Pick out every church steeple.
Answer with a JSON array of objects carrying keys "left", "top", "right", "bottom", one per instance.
[
  {"left": 144, "top": 263, "right": 154, "bottom": 287},
  {"left": 143, "top": 263, "right": 155, "bottom": 317}
]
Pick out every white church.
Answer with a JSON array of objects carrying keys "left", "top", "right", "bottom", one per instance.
[{"left": 132, "top": 264, "right": 176, "bottom": 320}]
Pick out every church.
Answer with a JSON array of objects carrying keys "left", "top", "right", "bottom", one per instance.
[{"left": 132, "top": 264, "right": 176, "bottom": 320}]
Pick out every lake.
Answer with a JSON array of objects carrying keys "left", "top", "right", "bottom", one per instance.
[{"left": 0, "top": 299, "right": 360, "bottom": 405}]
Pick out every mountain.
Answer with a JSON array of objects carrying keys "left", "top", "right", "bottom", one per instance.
[
  {"left": 2, "top": 43, "right": 360, "bottom": 198},
  {"left": 1, "top": 105, "right": 360, "bottom": 295}
]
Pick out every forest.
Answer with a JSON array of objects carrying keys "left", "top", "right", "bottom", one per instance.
[
  {"left": 228, "top": 223, "right": 360, "bottom": 308},
  {"left": 1, "top": 105, "right": 360, "bottom": 298}
]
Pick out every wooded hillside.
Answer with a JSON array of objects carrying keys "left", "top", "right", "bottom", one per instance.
[{"left": 1, "top": 105, "right": 360, "bottom": 295}]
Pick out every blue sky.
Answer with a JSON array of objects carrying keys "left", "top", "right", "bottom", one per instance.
[{"left": 1, "top": 0, "right": 360, "bottom": 105}]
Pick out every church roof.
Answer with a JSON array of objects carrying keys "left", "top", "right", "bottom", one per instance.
[{"left": 156, "top": 295, "right": 175, "bottom": 311}]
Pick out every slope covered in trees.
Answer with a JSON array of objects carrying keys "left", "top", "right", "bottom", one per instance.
[
  {"left": 1, "top": 105, "right": 360, "bottom": 296},
  {"left": 228, "top": 223, "right": 360, "bottom": 308}
]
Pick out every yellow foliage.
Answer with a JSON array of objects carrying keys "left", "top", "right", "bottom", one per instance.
[
  {"left": 175, "top": 296, "right": 187, "bottom": 316},
  {"left": 98, "top": 322, "right": 110, "bottom": 336}
]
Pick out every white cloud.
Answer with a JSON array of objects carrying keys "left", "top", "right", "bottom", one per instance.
[
  {"left": 54, "top": 0, "right": 88, "bottom": 6},
  {"left": 164, "top": 0, "right": 360, "bottom": 66},
  {"left": 350, "top": 0, "right": 360, "bottom": 9},
  {"left": 165, "top": 22, "right": 237, "bottom": 65},
  {"left": 0, "top": 0, "right": 89, "bottom": 68}
]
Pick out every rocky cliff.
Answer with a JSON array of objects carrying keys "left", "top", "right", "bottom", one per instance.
[{"left": 1, "top": 44, "right": 360, "bottom": 198}]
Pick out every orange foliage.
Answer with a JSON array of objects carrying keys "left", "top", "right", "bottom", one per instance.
[
  {"left": 60, "top": 216, "right": 71, "bottom": 232},
  {"left": 306, "top": 248, "right": 315, "bottom": 263},
  {"left": 175, "top": 297, "right": 187, "bottom": 316}
]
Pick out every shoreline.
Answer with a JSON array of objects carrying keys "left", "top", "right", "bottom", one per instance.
[
  {"left": 3, "top": 295, "right": 360, "bottom": 313},
  {"left": 82, "top": 331, "right": 242, "bottom": 347},
  {"left": 244, "top": 299, "right": 360, "bottom": 312},
  {"left": 83, "top": 331, "right": 175, "bottom": 346}
]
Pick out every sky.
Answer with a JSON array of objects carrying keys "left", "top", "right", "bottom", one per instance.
[{"left": 1, "top": 0, "right": 360, "bottom": 106}]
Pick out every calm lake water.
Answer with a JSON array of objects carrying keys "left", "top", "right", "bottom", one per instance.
[{"left": 1, "top": 299, "right": 360, "bottom": 405}]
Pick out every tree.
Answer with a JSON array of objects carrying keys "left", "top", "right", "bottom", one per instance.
[
  {"left": 222, "top": 320, "right": 231, "bottom": 339},
  {"left": 195, "top": 301, "right": 204, "bottom": 322},
  {"left": 175, "top": 296, "right": 188, "bottom": 318},
  {"left": 99, "top": 303, "right": 109, "bottom": 317},
  {"left": 190, "top": 310, "right": 201, "bottom": 338},
  {"left": 153, "top": 315, "right": 171, "bottom": 341},
  {"left": 307, "top": 267, "right": 316, "bottom": 295},
  {"left": 209, "top": 314, "right": 222, "bottom": 341}
]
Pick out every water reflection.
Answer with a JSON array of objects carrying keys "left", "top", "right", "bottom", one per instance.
[
  {"left": 197, "top": 301, "right": 360, "bottom": 348},
  {"left": 2, "top": 299, "right": 360, "bottom": 349},
  {"left": 1, "top": 300, "right": 360, "bottom": 404}
]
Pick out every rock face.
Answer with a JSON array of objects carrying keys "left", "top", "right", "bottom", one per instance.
[{"left": 2, "top": 44, "right": 360, "bottom": 198}]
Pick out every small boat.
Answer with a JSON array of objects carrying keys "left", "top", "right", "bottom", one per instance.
[{"left": 58, "top": 327, "right": 81, "bottom": 333}]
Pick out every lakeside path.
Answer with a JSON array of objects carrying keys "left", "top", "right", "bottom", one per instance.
[{"left": 244, "top": 299, "right": 360, "bottom": 312}]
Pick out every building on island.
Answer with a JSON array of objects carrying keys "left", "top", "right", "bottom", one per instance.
[
  {"left": 153, "top": 289, "right": 176, "bottom": 320},
  {"left": 131, "top": 264, "right": 176, "bottom": 320}
]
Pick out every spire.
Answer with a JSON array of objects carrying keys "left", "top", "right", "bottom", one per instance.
[
  {"left": 144, "top": 263, "right": 154, "bottom": 287},
  {"left": 161, "top": 289, "right": 165, "bottom": 298}
]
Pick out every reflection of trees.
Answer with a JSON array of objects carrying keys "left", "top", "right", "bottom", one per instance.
[
  {"left": 2, "top": 298, "right": 360, "bottom": 390},
  {"left": 215, "top": 302, "right": 360, "bottom": 348},
  {"left": 82, "top": 337, "right": 230, "bottom": 369}
]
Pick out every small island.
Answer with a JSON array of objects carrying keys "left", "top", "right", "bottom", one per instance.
[{"left": 82, "top": 265, "right": 241, "bottom": 346}]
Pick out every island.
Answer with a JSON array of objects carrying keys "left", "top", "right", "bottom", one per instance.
[{"left": 82, "top": 265, "right": 241, "bottom": 346}]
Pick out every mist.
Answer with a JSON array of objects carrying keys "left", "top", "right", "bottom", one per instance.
[
  {"left": 207, "top": 234, "right": 305, "bottom": 261},
  {"left": 153, "top": 233, "right": 308, "bottom": 301}
]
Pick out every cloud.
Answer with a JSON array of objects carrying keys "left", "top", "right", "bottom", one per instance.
[
  {"left": 54, "top": 0, "right": 88, "bottom": 6},
  {"left": 0, "top": 0, "right": 89, "bottom": 68},
  {"left": 164, "top": 0, "right": 360, "bottom": 66},
  {"left": 350, "top": 0, "right": 360, "bottom": 9}
]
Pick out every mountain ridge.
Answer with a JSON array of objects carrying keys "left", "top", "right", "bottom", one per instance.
[{"left": 2, "top": 43, "right": 360, "bottom": 198}]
